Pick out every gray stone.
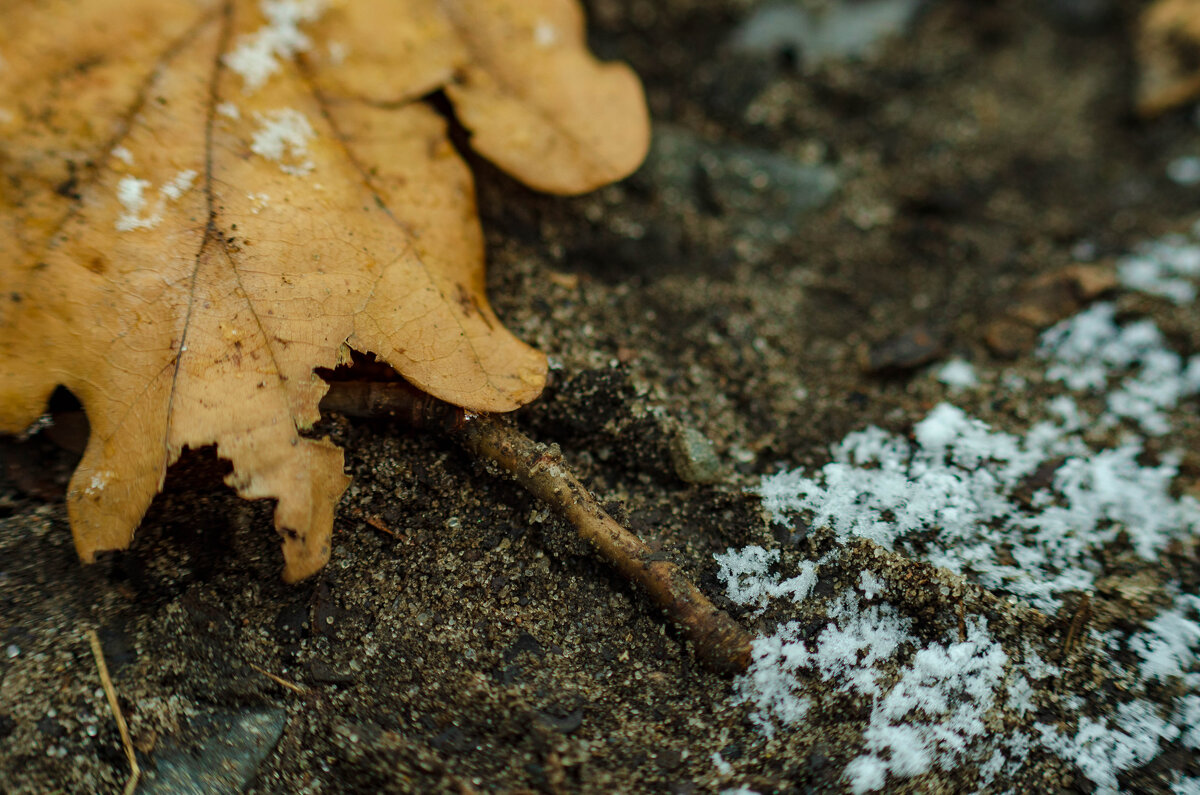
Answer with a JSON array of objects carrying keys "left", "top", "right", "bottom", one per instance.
[
  {"left": 730, "top": 0, "right": 924, "bottom": 69},
  {"left": 645, "top": 125, "right": 839, "bottom": 243},
  {"left": 140, "top": 707, "right": 287, "bottom": 795},
  {"left": 670, "top": 426, "right": 726, "bottom": 484}
]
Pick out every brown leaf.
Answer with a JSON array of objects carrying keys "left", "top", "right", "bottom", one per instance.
[
  {"left": 1135, "top": 0, "right": 1200, "bottom": 117},
  {"left": 0, "top": 0, "right": 649, "bottom": 581}
]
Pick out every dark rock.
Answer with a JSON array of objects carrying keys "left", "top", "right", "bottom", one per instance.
[
  {"left": 644, "top": 125, "right": 840, "bottom": 245},
  {"left": 534, "top": 708, "right": 584, "bottom": 734},
  {"left": 503, "top": 632, "right": 544, "bottom": 663},
  {"left": 863, "top": 325, "right": 946, "bottom": 373},
  {"left": 140, "top": 707, "right": 286, "bottom": 795},
  {"left": 1040, "top": 0, "right": 1116, "bottom": 31},
  {"left": 308, "top": 659, "right": 354, "bottom": 685}
]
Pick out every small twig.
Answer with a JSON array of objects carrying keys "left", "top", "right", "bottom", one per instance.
[
  {"left": 1061, "top": 592, "right": 1092, "bottom": 661},
  {"left": 348, "top": 506, "right": 400, "bottom": 538},
  {"left": 320, "top": 380, "right": 754, "bottom": 674},
  {"left": 249, "top": 662, "right": 308, "bottom": 695},
  {"left": 88, "top": 629, "right": 140, "bottom": 795}
]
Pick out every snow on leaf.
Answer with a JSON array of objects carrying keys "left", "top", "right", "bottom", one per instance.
[{"left": 0, "top": 0, "right": 648, "bottom": 581}]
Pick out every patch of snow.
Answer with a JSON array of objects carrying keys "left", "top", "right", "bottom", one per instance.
[
  {"left": 114, "top": 170, "right": 199, "bottom": 231},
  {"left": 845, "top": 618, "right": 1007, "bottom": 794},
  {"left": 1036, "top": 702, "right": 1178, "bottom": 795},
  {"left": 736, "top": 227, "right": 1200, "bottom": 790},
  {"left": 224, "top": 0, "right": 326, "bottom": 93},
  {"left": 111, "top": 145, "right": 133, "bottom": 165},
  {"left": 17, "top": 412, "right": 53, "bottom": 441},
  {"left": 715, "top": 546, "right": 818, "bottom": 609},
  {"left": 216, "top": 101, "right": 241, "bottom": 120},
  {"left": 1037, "top": 301, "right": 1200, "bottom": 433},
  {"left": 858, "top": 570, "right": 885, "bottom": 600},
  {"left": 1117, "top": 232, "right": 1200, "bottom": 304},
  {"left": 327, "top": 40, "right": 347, "bottom": 65},
  {"left": 114, "top": 176, "right": 156, "bottom": 231},
  {"left": 250, "top": 108, "right": 316, "bottom": 175},
  {"left": 727, "top": 557, "right": 1008, "bottom": 791},
  {"left": 85, "top": 471, "right": 111, "bottom": 495},
  {"left": 760, "top": 395, "right": 1200, "bottom": 612},
  {"left": 711, "top": 751, "right": 733, "bottom": 776},
  {"left": 1178, "top": 694, "right": 1200, "bottom": 749},
  {"left": 159, "top": 170, "right": 197, "bottom": 200},
  {"left": 1174, "top": 776, "right": 1200, "bottom": 795},
  {"left": 1127, "top": 599, "right": 1200, "bottom": 683},
  {"left": 936, "top": 358, "right": 977, "bottom": 391},
  {"left": 247, "top": 192, "right": 270, "bottom": 214}
]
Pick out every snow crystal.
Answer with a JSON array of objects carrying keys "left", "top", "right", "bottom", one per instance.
[
  {"left": 250, "top": 108, "right": 316, "bottom": 175},
  {"left": 711, "top": 751, "right": 733, "bottom": 776},
  {"left": 114, "top": 171, "right": 199, "bottom": 231},
  {"left": 1175, "top": 777, "right": 1200, "bottom": 795},
  {"left": 84, "top": 471, "right": 111, "bottom": 495},
  {"left": 1037, "top": 702, "right": 1178, "bottom": 795},
  {"left": 1178, "top": 694, "right": 1200, "bottom": 749},
  {"left": 115, "top": 177, "right": 156, "bottom": 231},
  {"left": 1127, "top": 599, "right": 1200, "bottom": 683},
  {"left": 1039, "top": 302, "right": 1161, "bottom": 390},
  {"left": 159, "top": 170, "right": 197, "bottom": 200},
  {"left": 858, "top": 570, "right": 884, "bottom": 600},
  {"left": 1006, "top": 674, "right": 1035, "bottom": 716},
  {"left": 248, "top": 192, "right": 271, "bottom": 214},
  {"left": 726, "top": 556, "right": 1009, "bottom": 792},
  {"left": 1045, "top": 305, "right": 1200, "bottom": 433},
  {"left": 845, "top": 618, "right": 1007, "bottom": 794},
  {"left": 1118, "top": 232, "right": 1200, "bottom": 304},
  {"left": 17, "top": 412, "right": 53, "bottom": 441},
  {"left": 224, "top": 0, "right": 326, "bottom": 93},
  {"left": 714, "top": 546, "right": 817, "bottom": 608},
  {"left": 733, "top": 589, "right": 914, "bottom": 736},
  {"left": 763, "top": 400, "right": 1200, "bottom": 611},
  {"left": 936, "top": 358, "right": 977, "bottom": 390}
]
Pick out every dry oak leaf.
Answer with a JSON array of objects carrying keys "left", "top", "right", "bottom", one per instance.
[
  {"left": 1135, "top": 0, "right": 1200, "bottom": 116},
  {"left": 0, "top": 0, "right": 649, "bottom": 581}
]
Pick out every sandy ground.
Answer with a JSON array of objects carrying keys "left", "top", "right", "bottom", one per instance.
[{"left": 4, "top": 0, "right": 1200, "bottom": 792}]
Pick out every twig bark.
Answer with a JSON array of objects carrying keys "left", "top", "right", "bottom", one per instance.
[
  {"left": 249, "top": 662, "right": 308, "bottom": 695},
  {"left": 87, "top": 629, "right": 140, "bottom": 795},
  {"left": 320, "top": 380, "right": 754, "bottom": 674}
]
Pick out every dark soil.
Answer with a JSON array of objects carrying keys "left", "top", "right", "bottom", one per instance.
[{"left": 4, "top": 0, "right": 1200, "bottom": 792}]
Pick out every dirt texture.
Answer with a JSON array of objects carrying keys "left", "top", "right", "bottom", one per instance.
[{"left": 3, "top": 1, "right": 1200, "bottom": 793}]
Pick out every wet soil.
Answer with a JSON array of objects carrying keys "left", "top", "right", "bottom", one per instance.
[{"left": 4, "top": 1, "right": 1200, "bottom": 792}]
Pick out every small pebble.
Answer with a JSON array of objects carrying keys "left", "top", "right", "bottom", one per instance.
[
  {"left": 1167, "top": 156, "right": 1200, "bottom": 186},
  {"left": 669, "top": 427, "right": 725, "bottom": 484}
]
